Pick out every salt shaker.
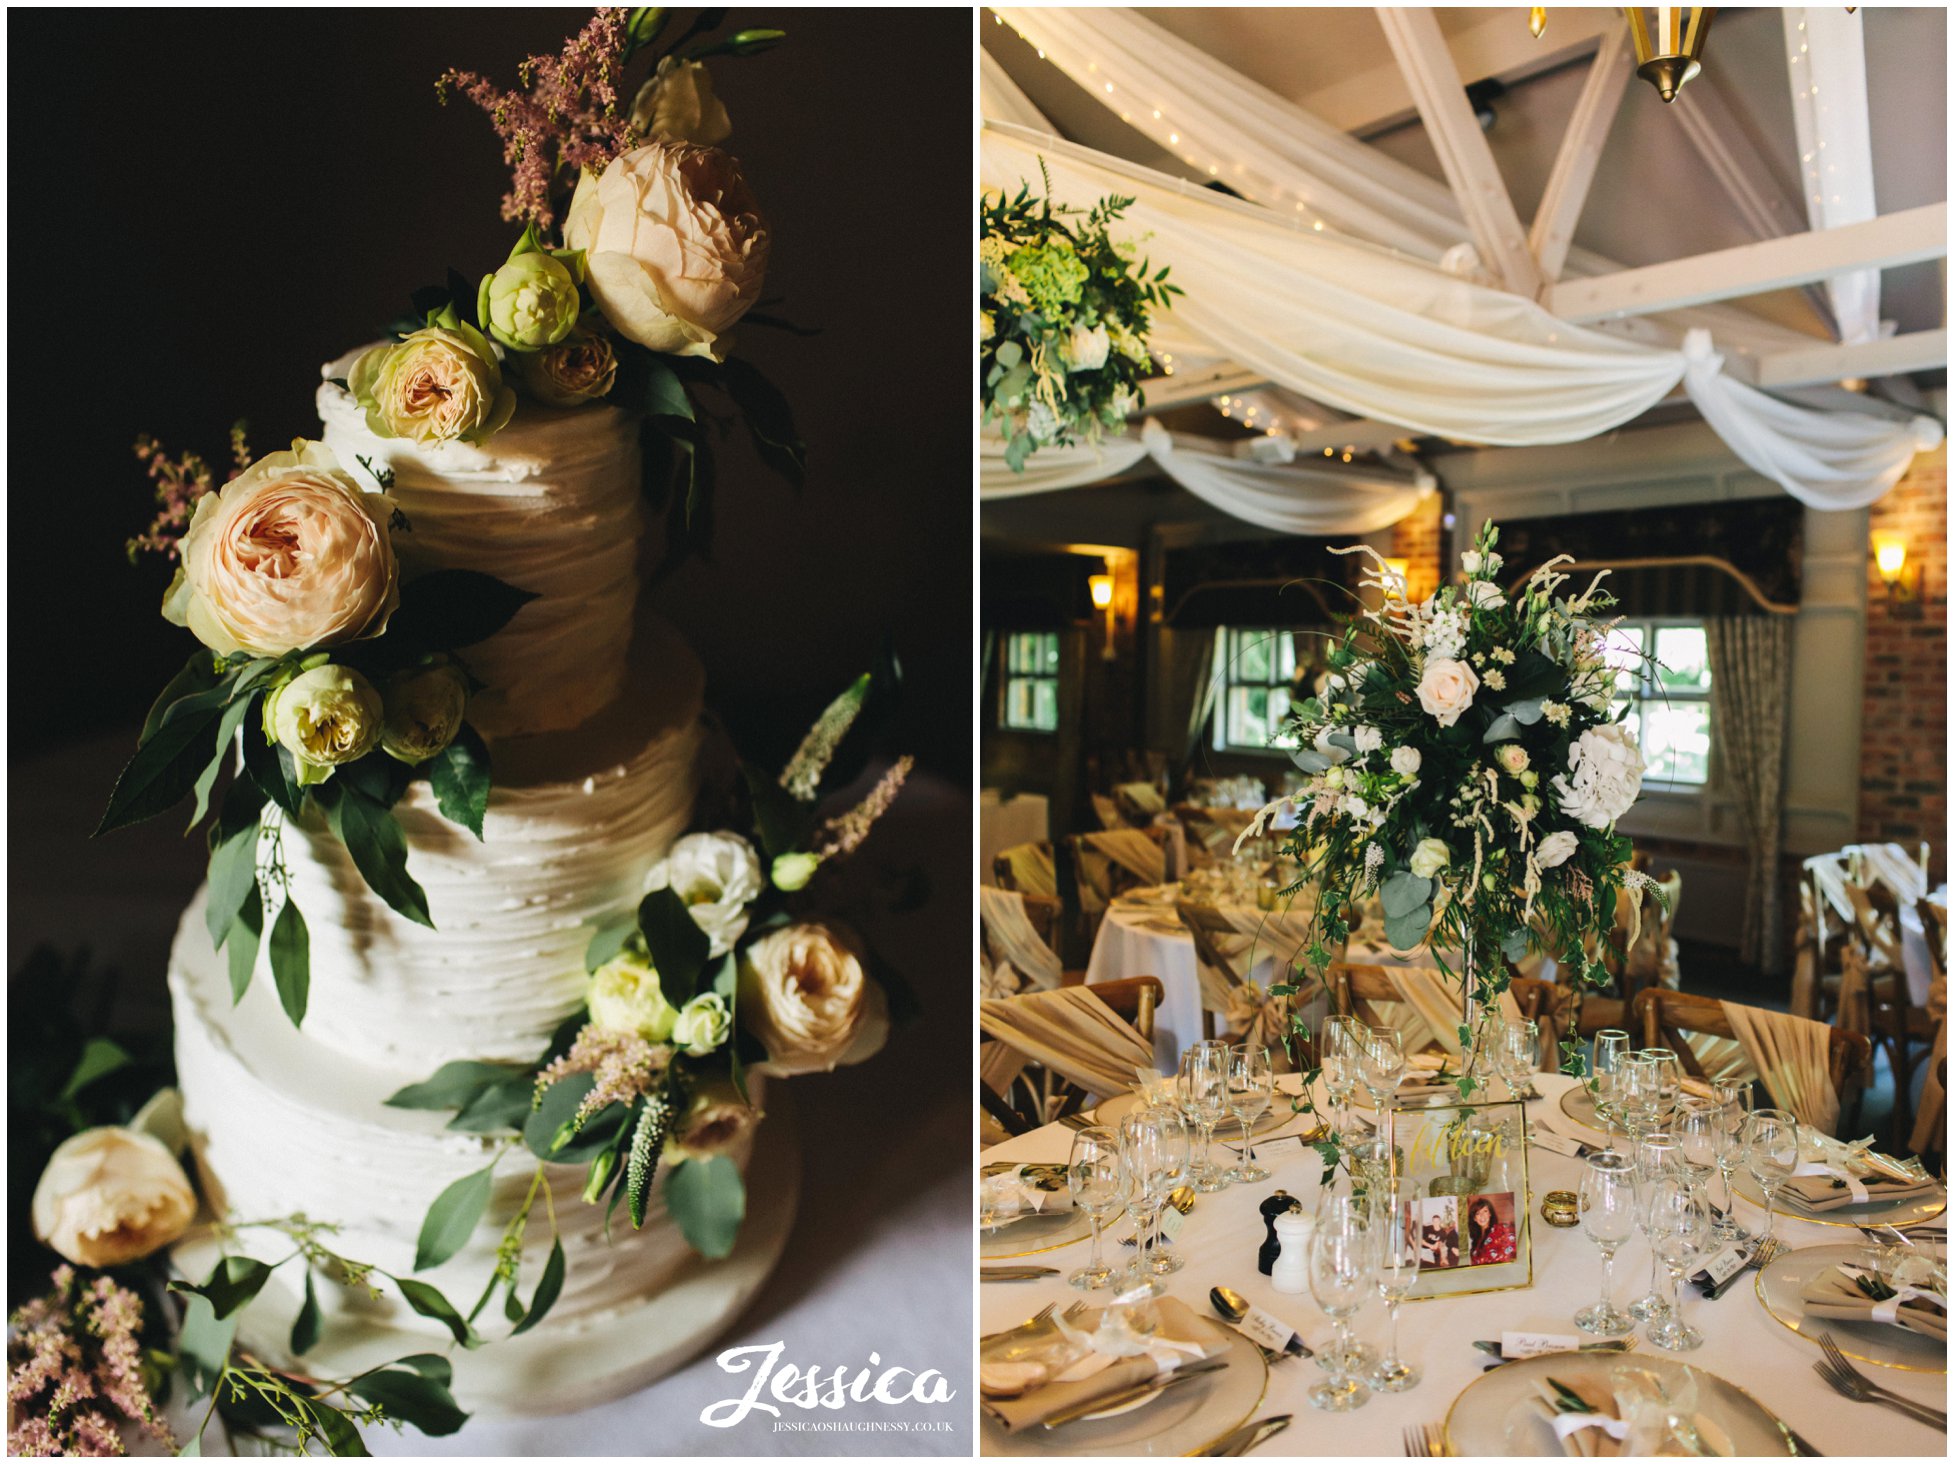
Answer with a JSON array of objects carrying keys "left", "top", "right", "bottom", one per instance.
[{"left": 1270, "top": 1212, "right": 1312, "bottom": 1295}]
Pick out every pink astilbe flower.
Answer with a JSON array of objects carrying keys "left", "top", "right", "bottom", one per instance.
[
  {"left": 536, "top": 1023, "right": 671, "bottom": 1128},
  {"left": 437, "top": 9, "right": 639, "bottom": 231},
  {"left": 8, "top": 1266, "right": 174, "bottom": 1457},
  {"left": 813, "top": 756, "right": 914, "bottom": 859},
  {"left": 126, "top": 421, "right": 250, "bottom": 564}
]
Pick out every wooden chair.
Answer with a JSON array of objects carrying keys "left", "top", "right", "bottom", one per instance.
[
  {"left": 1065, "top": 830, "right": 1166, "bottom": 950},
  {"left": 1630, "top": 988, "right": 1871, "bottom": 1135},
  {"left": 979, "top": 979, "right": 1161, "bottom": 1133},
  {"left": 1088, "top": 976, "right": 1163, "bottom": 1045},
  {"left": 992, "top": 840, "right": 1057, "bottom": 896},
  {"left": 1918, "top": 898, "right": 1947, "bottom": 984},
  {"left": 1508, "top": 976, "right": 1580, "bottom": 1068}
]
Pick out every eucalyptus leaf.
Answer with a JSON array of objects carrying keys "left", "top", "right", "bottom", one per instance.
[
  {"left": 1290, "top": 748, "right": 1332, "bottom": 775},
  {"left": 1481, "top": 713, "right": 1523, "bottom": 744},
  {"left": 267, "top": 898, "right": 310, "bottom": 1026},
  {"left": 1383, "top": 905, "right": 1431, "bottom": 952},
  {"left": 508, "top": 1238, "right": 565, "bottom": 1336},
  {"left": 346, "top": 1365, "right": 467, "bottom": 1437},
  {"left": 175, "top": 1293, "right": 236, "bottom": 1395},
  {"left": 390, "top": 1277, "right": 476, "bottom": 1348},
  {"left": 414, "top": 1163, "right": 497, "bottom": 1272},
  {"left": 1380, "top": 871, "right": 1433, "bottom": 919},
  {"left": 665, "top": 1156, "right": 746, "bottom": 1259},
  {"left": 1505, "top": 697, "right": 1546, "bottom": 726}
]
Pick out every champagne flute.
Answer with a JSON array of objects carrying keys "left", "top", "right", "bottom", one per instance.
[
  {"left": 1308, "top": 1196, "right": 1375, "bottom": 1412},
  {"left": 1179, "top": 1040, "right": 1232, "bottom": 1194},
  {"left": 1708, "top": 1077, "right": 1752, "bottom": 1243},
  {"left": 1065, "top": 1125, "right": 1124, "bottom": 1291},
  {"left": 1117, "top": 1107, "right": 1188, "bottom": 1294},
  {"left": 1502, "top": 1018, "right": 1541, "bottom": 1101},
  {"left": 1641, "top": 1047, "right": 1682, "bottom": 1126},
  {"left": 1591, "top": 1029, "right": 1632, "bottom": 1151},
  {"left": 1673, "top": 1099, "right": 1721, "bottom": 1203},
  {"left": 1628, "top": 1130, "right": 1680, "bottom": 1322},
  {"left": 1226, "top": 1043, "right": 1275, "bottom": 1183},
  {"left": 1618, "top": 1052, "right": 1660, "bottom": 1150},
  {"left": 1321, "top": 1016, "right": 1364, "bottom": 1139},
  {"left": 1359, "top": 1024, "right": 1406, "bottom": 1116},
  {"left": 1575, "top": 1151, "right": 1638, "bottom": 1336},
  {"left": 1368, "top": 1189, "right": 1423, "bottom": 1393},
  {"left": 1742, "top": 1108, "right": 1800, "bottom": 1248},
  {"left": 1643, "top": 1174, "right": 1711, "bottom": 1351}
]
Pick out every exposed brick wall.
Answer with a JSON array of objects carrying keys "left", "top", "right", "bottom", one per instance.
[
  {"left": 1859, "top": 446, "right": 1946, "bottom": 884},
  {"left": 1392, "top": 495, "right": 1445, "bottom": 603}
]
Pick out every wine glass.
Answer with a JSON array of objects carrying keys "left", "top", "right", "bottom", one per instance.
[
  {"left": 1741, "top": 1108, "right": 1800, "bottom": 1248},
  {"left": 1307, "top": 1196, "right": 1375, "bottom": 1412},
  {"left": 1226, "top": 1043, "right": 1274, "bottom": 1183},
  {"left": 1358, "top": 1025, "right": 1406, "bottom": 1113},
  {"left": 1117, "top": 1107, "right": 1189, "bottom": 1294},
  {"left": 1502, "top": 1018, "right": 1541, "bottom": 1101},
  {"left": 1368, "top": 1189, "right": 1423, "bottom": 1392},
  {"left": 1643, "top": 1174, "right": 1712, "bottom": 1351},
  {"left": 1708, "top": 1077, "right": 1752, "bottom": 1244},
  {"left": 1673, "top": 1098, "right": 1721, "bottom": 1209},
  {"left": 1575, "top": 1150, "right": 1638, "bottom": 1336},
  {"left": 1628, "top": 1130, "right": 1680, "bottom": 1322},
  {"left": 1321, "top": 1016, "right": 1365, "bottom": 1139},
  {"left": 1178, "top": 1041, "right": 1232, "bottom": 1193},
  {"left": 1591, "top": 1029, "right": 1632, "bottom": 1151},
  {"left": 1066, "top": 1125, "right": 1124, "bottom": 1291},
  {"left": 1618, "top": 1052, "right": 1661, "bottom": 1149},
  {"left": 1641, "top": 1047, "right": 1682, "bottom": 1125}
]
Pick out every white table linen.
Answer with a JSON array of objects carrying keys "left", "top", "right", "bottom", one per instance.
[
  {"left": 979, "top": 1073, "right": 1946, "bottom": 1457},
  {"left": 981, "top": 789, "right": 1051, "bottom": 885}
]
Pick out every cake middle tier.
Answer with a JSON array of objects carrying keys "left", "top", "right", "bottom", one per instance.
[{"left": 275, "top": 616, "right": 704, "bottom": 1069}]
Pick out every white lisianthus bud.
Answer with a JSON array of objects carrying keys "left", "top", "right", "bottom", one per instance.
[{"left": 671, "top": 992, "right": 732, "bottom": 1057}]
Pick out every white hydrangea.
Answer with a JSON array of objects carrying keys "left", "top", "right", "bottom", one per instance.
[{"left": 1551, "top": 723, "right": 1646, "bottom": 829}]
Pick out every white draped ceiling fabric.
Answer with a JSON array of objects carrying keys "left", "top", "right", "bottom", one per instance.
[{"left": 980, "top": 8, "right": 1939, "bottom": 518}]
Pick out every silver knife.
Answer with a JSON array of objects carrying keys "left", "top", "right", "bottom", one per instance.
[{"left": 1203, "top": 1413, "right": 1293, "bottom": 1456}]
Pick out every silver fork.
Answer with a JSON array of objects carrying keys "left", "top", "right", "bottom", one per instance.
[
  {"left": 1815, "top": 1335, "right": 1947, "bottom": 1428},
  {"left": 981, "top": 1302, "right": 1054, "bottom": 1343},
  {"left": 1402, "top": 1425, "right": 1429, "bottom": 1457}
]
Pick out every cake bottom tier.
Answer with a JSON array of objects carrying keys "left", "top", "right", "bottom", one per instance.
[{"left": 169, "top": 891, "right": 795, "bottom": 1415}]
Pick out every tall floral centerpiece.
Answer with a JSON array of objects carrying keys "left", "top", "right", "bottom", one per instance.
[
  {"left": 1262, "top": 524, "right": 1658, "bottom": 1088},
  {"left": 980, "top": 169, "right": 1178, "bottom": 471}
]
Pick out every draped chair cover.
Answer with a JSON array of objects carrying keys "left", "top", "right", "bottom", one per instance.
[
  {"left": 993, "top": 840, "right": 1058, "bottom": 898},
  {"left": 980, "top": 886, "right": 1064, "bottom": 992},
  {"left": 1070, "top": 830, "right": 1167, "bottom": 911},
  {"left": 979, "top": 985, "right": 1155, "bottom": 1102},
  {"left": 1333, "top": 964, "right": 1522, "bottom": 1057},
  {"left": 1722, "top": 1001, "right": 1844, "bottom": 1136}
]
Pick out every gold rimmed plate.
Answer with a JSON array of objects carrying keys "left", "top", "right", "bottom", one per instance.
[
  {"left": 1731, "top": 1171, "right": 1947, "bottom": 1231},
  {"left": 1556, "top": 1083, "right": 1613, "bottom": 1140},
  {"left": 1442, "top": 1352, "right": 1794, "bottom": 1456},
  {"left": 980, "top": 1207, "right": 1091, "bottom": 1259},
  {"left": 1755, "top": 1240, "right": 1947, "bottom": 1374}
]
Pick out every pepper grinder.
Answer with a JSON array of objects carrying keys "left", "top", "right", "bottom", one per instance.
[
  {"left": 1270, "top": 1211, "right": 1312, "bottom": 1295},
  {"left": 1257, "top": 1190, "right": 1296, "bottom": 1276}
]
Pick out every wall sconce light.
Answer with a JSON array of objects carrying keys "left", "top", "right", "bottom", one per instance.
[
  {"left": 1872, "top": 531, "right": 1923, "bottom": 618},
  {"left": 1088, "top": 569, "right": 1118, "bottom": 660},
  {"left": 1383, "top": 557, "right": 1412, "bottom": 600}
]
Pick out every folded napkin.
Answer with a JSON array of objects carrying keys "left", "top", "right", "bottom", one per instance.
[
  {"left": 1799, "top": 1265, "right": 1948, "bottom": 1342},
  {"left": 981, "top": 1296, "right": 1229, "bottom": 1433},
  {"left": 980, "top": 1165, "right": 1074, "bottom": 1219},
  {"left": 1781, "top": 1162, "right": 1941, "bottom": 1213},
  {"left": 1532, "top": 1367, "right": 1711, "bottom": 1457},
  {"left": 1530, "top": 1375, "right": 1628, "bottom": 1457}
]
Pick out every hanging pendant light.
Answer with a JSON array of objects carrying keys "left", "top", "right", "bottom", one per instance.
[
  {"left": 1624, "top": 7, "right": 1716, "bottom": 102},
  {"left": 1528, "top": 8, "right": 1548, "bottom": 39}
]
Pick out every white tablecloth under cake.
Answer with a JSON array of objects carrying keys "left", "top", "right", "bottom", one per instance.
[{"left": 979, "top": 1072, "right": 1946, "bottom": 1457}]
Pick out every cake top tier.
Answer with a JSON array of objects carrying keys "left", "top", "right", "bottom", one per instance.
[{"left": 318, "top": 348, "right": 646, "bottom": 739}]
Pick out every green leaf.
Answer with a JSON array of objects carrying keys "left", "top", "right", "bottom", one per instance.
[
  {"left": 290, "top": 1269, "right": 322, "bottom": 1355},
  {"left": 449, "top": 1079, "right": 535, "bottom": 1134},
  {"left": 59, "top": 1037, "right": 132, "bottom": 1100},
  {"left": 186, "top": 693, "right": 257, "bottom": 832},
  {"left": 227, "top": 891, "right": 263, "bottom": 1004},
  {"left": 205, "top": 815, "right": 261, "bottom": 949},
  {"left": 387, "top": 570, "right": 539, "bottom": 653},
  {"left": 1380, "top": 871, "right": 1433, "bottom": 919},
  {"left": 993, "top": 340, "right": 1023, "bottom": 369},
  {"left": 1382, "top": 904, "right": 1431, "bottom": 952},
  {"left": 718, "top": 357, "right": 806, "bottom": 487},
  {"left": 585, "top": 913, "right": 640, "bottom": 973},
  {"left": 1290, "top": 748, "right": 1333, "bottom": 775},
  {"left": 347, "top": 1363, "right": 468, "bottom": 1437},
  {"left": 97, "top": 699, "right": 226, "bottom": 835},
  {"left": 1481, "top": 713, "right": 1523, "bottom": 744},
  {"left": 385, "top": 1061, "right": 520, "bottom": 1112},
  {"left": 242, "top": 710, "right": 304, "bottom": 816},
  {"left": 171, "top": 1254, "right": 274, "bottom": 1320},
  {"left": 637, "top": 886, "right": 710, "bottom": 1003},
  {"left": 415, "top": 1162, "right": 497, "bottom": 1272},
  {"left": 391, "top": 1277, "right": 476, "bottom": 1348},
  {"left": 268, "top": 897, "right": 310, "bottom": 1025},
  {"left": 142, "top": 651, "right": 223, "bottom": 743},
  {"left": 325, "top": 787, "right": 434, "bottom": 928},
  {"left": 642, "top": 359, "right": 695, "bottom": 421},
  {"left": 295, "top": 1397, "right": 370, "bottom": 1456},
  {"left": 524, "top": 1074, "right": 626, "bottom": 1162},
  {"left": 665, "top": 1156, "right": 746, "bottom": 1259},
  {"left": 428, "top": 724, "right": 491, "bottom": 840},
  {"left": 175, "top": 1293, "right": 236, "bottom": 1394},
  {"left": 743, "top": 761, "right": 818, "bottom": 860},
  {"left": 509, "top": 1238, "right": 566, "bottom": 1336}
]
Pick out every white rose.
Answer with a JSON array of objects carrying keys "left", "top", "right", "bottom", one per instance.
[
  {"left": 1535, "top": 830, "right": 1580, "bottom": 868},
  {"left": 32, "top": 1127, "right": 196, "bottom": 1268},
  {"left": 1464, "top": 580, "right": 1506, "bottom": 610},
  {"left": 1409, "top": 837, "right": 1451, "bottom": 880},
  {"left": 645, "top": 831, "right": 764, "bottom": 957},
  {"left": 671, "top": 992, "right": 733, "bottom": 1057},
  {"left": 1495, "top": 744, "right": 1529, "bottom": 776},
  {"left": 1550, "top": 723, "right": 1646, "bottom": 829},
  {"left": 739, "top": 921, "right": 888, "bottom": 1076},
  {"left": 587, "top": 950, "right": 678, "bottom": 1041},
  {"left": 1061, "top": 323, "right": 1110, "bottom": 372},
  {"left": 1461, "top": 550, "right": 1483, "bottom": 575},
  {"left": 1416, "top": 657, "right": 1481, "bottom": 727},
  {"left": 562, "top": 141, "right": 768, "bottom": 359},
  {"left": 1390, "top": 747, "right": 1422, "bottom": 779},
  {"left": 1352, "top": 726, "right": 1382, "bottom": 754}
]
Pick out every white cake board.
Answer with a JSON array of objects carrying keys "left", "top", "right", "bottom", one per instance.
[{"left": 173, "top": 1107, "right": 799, "bottom": 1419}]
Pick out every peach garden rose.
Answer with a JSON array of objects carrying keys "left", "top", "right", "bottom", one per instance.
[
  {"left": 162, "top": 441, "right": 398, "bottom": 658},
  {"left": 32, "top": 1127, "right": 196, "bottom": 1268},
  {"left": 738, "top": 920, "right": 888, "bottom": 1076}
]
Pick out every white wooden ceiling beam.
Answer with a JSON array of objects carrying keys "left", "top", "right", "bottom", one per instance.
[
  {"left": 1135, "top": 365, "right": 1268, "bottom": 414},
  {"left": 1377, "top": 6, "right": 1543, "bottom": 298},
  {"left": 1740, "top": 329, "right": 1948, "bottom": 390},
  {"left": 1528, "top": 21, "right": 1634, "bottom": 288},
  {"left": 1549, "top": 203, "right": 1947, "bottom": 322}
]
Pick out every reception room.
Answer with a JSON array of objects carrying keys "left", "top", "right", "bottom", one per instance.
[{"left": 977, "top": 6, "right": 1947, "bottom": 1456}]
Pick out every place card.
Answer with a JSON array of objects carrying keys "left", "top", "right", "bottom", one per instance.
[
  {"left": 1234, "top": 1304, "right": 1298, "bottom": 1354},
  {"left": 1530, "top": 1128, "right": 1588, "bottom": 1158},
  {"left": 1691, "top": 1246, "right": 1747, "bottom": 1291},
  {"left": 1159, "top": 1206, "right": 1187, "bottom": 1242},
  {"left": 1499, "top": 1331, "right": 1584, "bottom": 1360}
]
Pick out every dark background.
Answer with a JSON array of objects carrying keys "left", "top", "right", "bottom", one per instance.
[{"left": 8, "top": 6, "right": 972, "bottom": 780}]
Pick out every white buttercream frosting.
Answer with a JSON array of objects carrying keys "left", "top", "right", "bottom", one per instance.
[
  {"left": 317, "top": 348, "right": 645, "bottom": 737},
  {"left": 170, "top": 891, "right": 762, "bottom": 1344}
]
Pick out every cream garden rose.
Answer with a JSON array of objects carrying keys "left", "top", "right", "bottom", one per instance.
[
  {"left": 350, "top": 323, "right": 517, "bottom": 446},
  {"left": 587, "top": 950, "right": 679, "bottom": 1042},
  {"left": 666, "top": 1080, "right": 762, "bottom": 1163},
  {"left": 1408, "top": 837, "right": 1451, "bottom": 880},
  {"left": 562, "top": 141, "right": 769, "bottom": 360},
  {"left": 1415, "top": 657, "right": 1480, "bottom": 727},
  {"left": 162, "top": 442, "right": 398, "bottom": 658},
  {"left": 514, "top": 331, "right": 618, "bottom": 407},
  {"left": 1495, "top": 744, "right": 1529, "bottom": 776},
  {"left": 739, "top": 920, "right": 888, "bottom": 1076},
  {"left": 645, "top": 831, "right": 764, "bottom": 956},
  {"left": 629, "top": 56, "right": 732, "bottom": 144},
  {"left": 1535, "top": 829, "right": 1581, "bottom": 868},
  {"left": 32, "top": 1127, "right": 196, "bottom": 1268}
]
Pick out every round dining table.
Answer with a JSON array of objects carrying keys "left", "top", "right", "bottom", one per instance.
[{"left": 978, "top": 1072, "right": 1947, "bottom": 1458}]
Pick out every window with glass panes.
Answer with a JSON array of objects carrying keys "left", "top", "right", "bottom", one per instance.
[
  {"left": 1602, "top": 622, "right": 1713, "bottom": 787},
  {"left": 1000, "top": 631, "right": 1061, "bottom": 732},
  {"left": 1212, "top": 627, "right": 1304, "bottom": 754}
]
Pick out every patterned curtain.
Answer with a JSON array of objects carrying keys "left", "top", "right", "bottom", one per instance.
[{"left": 1706, "top": 618, "right": 1794, "bottom": 973}]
